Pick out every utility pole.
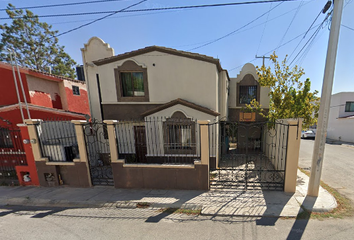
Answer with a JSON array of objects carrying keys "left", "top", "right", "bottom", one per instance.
[
  {"left": 308, "top": 0, "right": 344, "bottom": 197},
  {"left": 255, "top": 55, "right": 270, "bottom": 67}
]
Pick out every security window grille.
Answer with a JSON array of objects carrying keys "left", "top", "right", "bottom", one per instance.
[
  {"left": 239, "top": 86, "right": 257, "bottom": 104},
  {"left": 345, "top": 102, "right": 354, "bottom": 112},
  {"left": 72, "top": 86, "right": 80, "bottom": 95},
  {"left": 168, "top": 125, "right": 192, "bottom": 150},
  {"left": 121, "top": 72, "right": 144, "bottom": 97},
  {"left": 0, "top": 128, "right": 13, "bottom": 148}
]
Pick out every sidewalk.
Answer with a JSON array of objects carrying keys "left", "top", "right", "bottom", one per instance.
[{"left": 0, "top": 170, "right": 337, "bottom": 217}]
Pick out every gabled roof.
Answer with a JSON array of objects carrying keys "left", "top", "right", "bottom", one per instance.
[
  {"left": 93, "top": 46, "right": 227, "bottom": 74},
  {"left": 141, "top": 98, "right": 220, "bottom": 117},
  {"left": 0, "top": 103, "right": 87, "bottom": 118},
  {"left": 0, "top": 61, "right": 84, "bottom": 84}
]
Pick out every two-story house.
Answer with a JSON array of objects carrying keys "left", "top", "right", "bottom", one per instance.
[
  {"left": 327, "top": 92, "right": 354, "bottom": 143},
  {"left": 0, "top": 62, "right": 90, "bottom": 183},
  {"left": 81, "top": 37, "right": 269, "bottom": 167}
]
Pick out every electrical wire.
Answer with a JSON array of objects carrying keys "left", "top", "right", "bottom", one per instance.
[
  {"left": 0, "top": 0, "right": 126, "bottom": 11},
  {"left": 288, "top": 12, "right": 330, "bottom": 67},
  {"left": 256, "top": 3, "right": 273, "bottom": 55},
  {"left": 228, "top": 22, "right": 322, "bottom": 72},
  {"left": 188, "top": 2, "right": 284, "bottom": 51},
  {"left": 55, "top": 0, "right": 147, "bottom": 38},
  {"left": 276, "top": 0, "right": 304, "bottom": 50},
  {"left": 0, "top": 0, "right": 301, "bottom": 20},
  {"left": 342, "top": 24, "right": 354, "bottom": 32}
]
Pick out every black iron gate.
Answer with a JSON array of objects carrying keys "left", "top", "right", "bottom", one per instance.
[
  {"left": 0, "top": 127, "right": 27, "bottom": 185},
  {"left": 210, "top": 121, "right": 289, "bottom": 190},
  {"left": 83, "top": 121, "right": 113, "bottom": 186}
]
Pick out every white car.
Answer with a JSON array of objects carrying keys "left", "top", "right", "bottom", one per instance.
[{"left": 301, "top": 130, "right": 316, "bottom": 139}]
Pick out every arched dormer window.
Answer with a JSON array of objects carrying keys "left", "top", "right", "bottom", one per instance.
[
  {"left": 237, "top": 74, "right": 260, "bottom": 106},
  {"left": 115, "top": 60, "right": 149, "bottom": 102},
  {"left": 163, "top": 111, "right": 196, "bottom": 154}
]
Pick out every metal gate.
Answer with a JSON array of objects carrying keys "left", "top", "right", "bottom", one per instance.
[
  {"left": 210, "top": 121, "right": 288, "bottom": 190},
  {"left": 83, "top": 121, "right": 113, "bottom": 186},
  {"left": 0, "top": 127, "right": 27, "bottom": 185}
]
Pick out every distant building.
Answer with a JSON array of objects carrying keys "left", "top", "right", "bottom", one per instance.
[{"left": 327, "top": 92, "right": 354, "bottom": 143}]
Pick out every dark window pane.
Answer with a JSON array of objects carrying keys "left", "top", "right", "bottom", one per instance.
[
  {"left": 121, "top": 73, "right": 133, "bottom": 97},
  {"left": 345, "top": 102, "right": 354, "bottom": 112},
  {"left": 239, "top": 86, "right": 257, "bottom": 104},
  {"left": 132, "top": 72, "right": 144, "bottom": 96}
]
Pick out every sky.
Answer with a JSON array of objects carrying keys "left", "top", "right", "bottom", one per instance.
[{"left": 0, "top": 0, "right": 353, "bottom": 95}]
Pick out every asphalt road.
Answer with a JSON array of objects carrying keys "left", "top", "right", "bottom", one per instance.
[
  {"left": 298, "top": 139, "right": 354, "bottom": 202},
  {"left": 1, "top": 206, "right": 354, "bottom": 240}
]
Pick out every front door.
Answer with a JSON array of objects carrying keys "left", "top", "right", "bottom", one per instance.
[{"left": 134, "top": 126, "right": 147, "bottom": 163}]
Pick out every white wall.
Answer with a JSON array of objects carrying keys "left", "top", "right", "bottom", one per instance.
[
  {"left": 96, "top": 51, "right": 220, "bottom": 111},
  {"left": 81, "top": 37, "right": 114, "bottom": 120},
  {"left": 327, "top": 92, "right": 354, "bottom": 142}
]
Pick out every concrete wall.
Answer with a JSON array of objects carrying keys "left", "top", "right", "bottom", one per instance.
[{"left": 112, "top": 160, "right": 209, "bottom": 190}]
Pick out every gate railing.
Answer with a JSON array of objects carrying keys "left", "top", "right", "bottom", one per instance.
[
  {"left": 36, "top": 120, "right": 79, "bottom": 162},
  {"left": 0, "top": 127, "right": 27, "bottom": 183},
  {"left": 208, "top": 119, "right": 301, "bottom": 192},
  {"left": 114, "top": 117, "right": 200, "bottom": 164}
]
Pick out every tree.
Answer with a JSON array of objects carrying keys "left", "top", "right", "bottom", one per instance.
[
  {"left": 0, "top": 4, "right": 76, "bottom": 78},
  {"left": 247, "top": 53, "right": 320, "bottom": 128}
]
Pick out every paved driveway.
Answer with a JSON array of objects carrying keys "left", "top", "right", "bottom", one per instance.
[{"left": 299, "top": 139, "right": 354, "bottom": 203}]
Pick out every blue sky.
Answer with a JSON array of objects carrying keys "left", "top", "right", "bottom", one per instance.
[{"left": 1, "top": 0, "right": 353, "bottom": 94}]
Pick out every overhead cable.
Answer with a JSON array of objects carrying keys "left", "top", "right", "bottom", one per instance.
[{"left": 0, "top": 0, "right": 301, "bottom": 20}]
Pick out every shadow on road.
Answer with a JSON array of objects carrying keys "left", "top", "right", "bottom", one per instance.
[{"left": 286, "top": 196, "right": 315, "bottom": 240}]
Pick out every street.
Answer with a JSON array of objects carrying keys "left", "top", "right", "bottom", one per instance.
[
  {"left": 1, "top": 139, "right": 353, "bottom": 240},
  {"left": 299, "top": 139, "right": 354, "bottom": 202},
  {"left": 0, "top": 206, "right": 354, "bottom": 240}
]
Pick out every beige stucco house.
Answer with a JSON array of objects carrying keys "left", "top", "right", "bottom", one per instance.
[{"left": 81, "top": 37, "right": 269, "bottom": 166}]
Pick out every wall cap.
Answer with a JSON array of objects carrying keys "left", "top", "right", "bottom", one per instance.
[
  {"left": 24, "top": 119, "right": 43, "bottom": 124},
  {"left": 71, "top": 120, "right": 87, "bottom": 124},
  {"left": 122, "top": 163, "right": 195, "bottom": 169},
  {"left": 198, "top": 120, "right": 210, "bottom": 124},
  {"left": 46, "top": 162, "right": 76, "bottom": 166},
  {"left": 103, "top": 120, "right": 118, "bottom": 124}
]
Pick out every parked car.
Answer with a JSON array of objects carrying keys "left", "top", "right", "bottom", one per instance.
[{"left": 301, "top": 130, "right": 316, "bottom": 139}]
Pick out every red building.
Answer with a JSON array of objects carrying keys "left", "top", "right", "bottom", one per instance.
[{"left": 0, "top": 62, "right": 90, "bottom": 185}]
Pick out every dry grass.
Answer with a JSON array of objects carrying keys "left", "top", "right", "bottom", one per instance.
[{"left": 297, "top": 168, "right": 353, "bottom": 220}]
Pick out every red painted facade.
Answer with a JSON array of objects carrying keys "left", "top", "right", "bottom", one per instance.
[
  {"left": 0, "top": 62, "right": 89, "bottom": 186},
  {"left": 65, "top": 87, "right": 90, "bottom": 115},
  {"left": 0, "top": 66, "right": 31, "bottom": 107}
]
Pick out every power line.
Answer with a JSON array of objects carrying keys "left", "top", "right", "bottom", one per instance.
[
  {"left": 288, "top": 12, "right": 330, "bottom": 67},
  {"left": 0, "top": 0, "right": 301, "bottom": 20},
  {"left": 256, "top": 2, "right": 273, "bottom": 55},
  {"left": 0, "top": 0, "right": 126, "bottom": 11},
  {"left": 276, "top": 0, "right": 304, "bottom": 50},
  {"left": 188, "top": 2, "right": 284, "bottom": 51},
  {"left": 288, "top": 1, "right": 332, "bottom": 60},
  {"left": 228, "top": 23, "right": 322, "bottom": 72},
  {"left": 55, "top": 0, "right": 147, "bottom": 38},
  {"left": 342, "top": 24, "right": 354, "bottom": 31}
]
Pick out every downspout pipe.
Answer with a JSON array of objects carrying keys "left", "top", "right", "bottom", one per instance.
[{"left": 13, "top": 51, "right": 31, "bottom": 119}]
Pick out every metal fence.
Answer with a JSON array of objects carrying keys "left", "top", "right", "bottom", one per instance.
[
  {"left": 0, "top": 127, "right": 27, "bottom": 184},
  {"left": 209, "top": 121, "right": 289, "bottom": 190},
  {"left": 115, "top": 117, "right": 200, "bottom": 164},
  {"left": 36, "top": 121, "right": 79, "bottom": 162}
]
